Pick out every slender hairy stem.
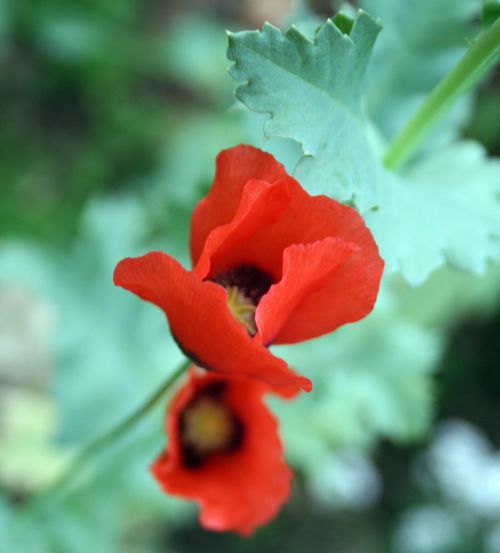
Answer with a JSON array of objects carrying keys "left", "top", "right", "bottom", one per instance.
[
  {"left": 46, "top": 358, "right": 191, "bottom": 498},
  {"left": 384, "top": 16, "right": 500, "bottom": 170}
]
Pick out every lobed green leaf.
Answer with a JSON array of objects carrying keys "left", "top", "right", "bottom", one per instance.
[
  {"left": 227, "top": 11, "right": 382, "bottom": 209},
  {"left": 366, "top": 141, "right": 500, "bottom": 285}
]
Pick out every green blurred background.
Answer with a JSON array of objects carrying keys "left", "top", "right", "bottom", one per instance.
[{"left": 1, "top": 0, "right": 500, "bottom": 552}]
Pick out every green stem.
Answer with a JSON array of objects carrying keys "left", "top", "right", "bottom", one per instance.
[
  {"left": 384, "top": 16, "right": 500, "bottom": 170},
  {"left": 47, "top": 358, "right": 190, "bottom": 498}
]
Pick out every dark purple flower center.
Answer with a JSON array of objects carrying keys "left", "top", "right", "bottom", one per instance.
[{"left": 212, "top": 264, "right": 275, "bottom": 335}]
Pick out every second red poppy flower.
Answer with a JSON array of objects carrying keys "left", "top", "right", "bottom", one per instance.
[{"left": 152, "top": 368, "right": 293, "bottom": 536}]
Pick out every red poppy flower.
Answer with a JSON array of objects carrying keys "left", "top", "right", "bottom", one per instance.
[
  {"left": 151, "top": 368, "right": 293, "bottom": 536},
  {"left": 114, "top": 145, "right": 383, "bottom": 392}
]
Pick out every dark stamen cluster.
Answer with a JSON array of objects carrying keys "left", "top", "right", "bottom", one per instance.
[
  {"left": 213, "top": 264, "right": 275, "bottom": 305},
  {"left": 179, "top": 382, "right": 244, "bottom": 469}
]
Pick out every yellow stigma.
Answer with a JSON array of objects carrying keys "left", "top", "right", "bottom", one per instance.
[
  {"left": 226, "top": 286, "right": 257, "bottom": 335},
  {"left": 182, "top": 397, "right": 234, "bottom": 454}
]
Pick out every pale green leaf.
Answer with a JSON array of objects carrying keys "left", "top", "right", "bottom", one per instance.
[
  {"left": 228, "top": 4, "right": 500, "bottom": 286},
  {"left": 0, "top": 197, "right": 193, "bottom": 550},
  {"left": 392, "top": 262, "right": 500, "bottom": 328},
  {"left": 0, "top": 197, "right": 183, "bottom": 443},
  {"left": 227, "top": 10, "right": 382, "bottom": 209},
  {"left": 272, "top": 285, "right": 441, "bottom": 455},
  {"left": 366, "top": 141, "right": 500, "bottom": 285}
]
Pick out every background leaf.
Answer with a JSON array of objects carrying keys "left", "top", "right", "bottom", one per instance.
[
  {"left": 227, "top": 11, "right": 382, "bottom": 209},
  {"left": 272, "top": 284, "right": 442, "bottom": 458},
  {"left": 366, "top": 141, "right": 500, "bottom": 285},
  {"left": 228, "top": 4, "right": 500, "bottom": 286}
]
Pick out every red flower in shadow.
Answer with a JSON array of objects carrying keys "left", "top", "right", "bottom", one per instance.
[
  {"left": 151, "top": 368, "right": 293, "bottom": 536},
  {"left": 114, "top": 145, "right": 384, "bottom": 393}
]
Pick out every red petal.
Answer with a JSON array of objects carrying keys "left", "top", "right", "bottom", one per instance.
[
  {"left": 193, "top": 175, "right": 384, "bottom": 308},
  {"left": 113, "top": 252, "right": 311, "bottom": 392},
  {"left": 190, "top": 145, "right": 288, "bottom": 266},
  {"left": 151, "top": 370, "right": 293, "bottom": 536},
  {"left": 256, "top": 237, "right": 361, "bottom": 345},
  {"left": 195, "top": 176, "right": 384, "bottom": 343},
  {"left": 194, "top": 179, "right": 291, "bottom": 280}
]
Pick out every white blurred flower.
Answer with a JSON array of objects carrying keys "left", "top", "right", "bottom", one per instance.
[
  {"left": 0, "top": 285, "right": 66, "bottom": 491},
  {"left": 393, "top": 505, "right": 460, "bottom": 553},
  {"left": 310, "top": 450, "right": 381, "bottom": 510},
  {"left": 0, "top": 285, "right": 55, "bottom": 388},
  {"left": 428, "top": 420, "right": 500, "bottom": 517},
  {"left": 0, "top": 388, "right": 69, "bottom": 491}
]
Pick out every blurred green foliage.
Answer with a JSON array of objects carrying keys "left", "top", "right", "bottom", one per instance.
[
  {"left": 0, "top": 0, "right": 499, "bottom": 552},
  {"left": 0, "top": 0, "right": 236, "bottom": 240}
]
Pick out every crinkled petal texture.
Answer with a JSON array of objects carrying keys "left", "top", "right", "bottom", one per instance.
[
  {"left": 151, "top": 369, "right": 293, "bottom": 536},
  {"left": 190, "top": 145, "right": 289, "bottom": 265},
  {"left": 113, "top": 252, "right": 311, "bottom": 393},
  {"left": 191, "top": 145, "right": 384, "bottom": 345}
]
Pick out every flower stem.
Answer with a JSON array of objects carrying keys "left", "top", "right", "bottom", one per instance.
[
  {"left": 47, "top": 358, "right": 191, "bottom": 498},
  {"left": 384, "top": 16, "right": 500, "bottom": 170}
]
